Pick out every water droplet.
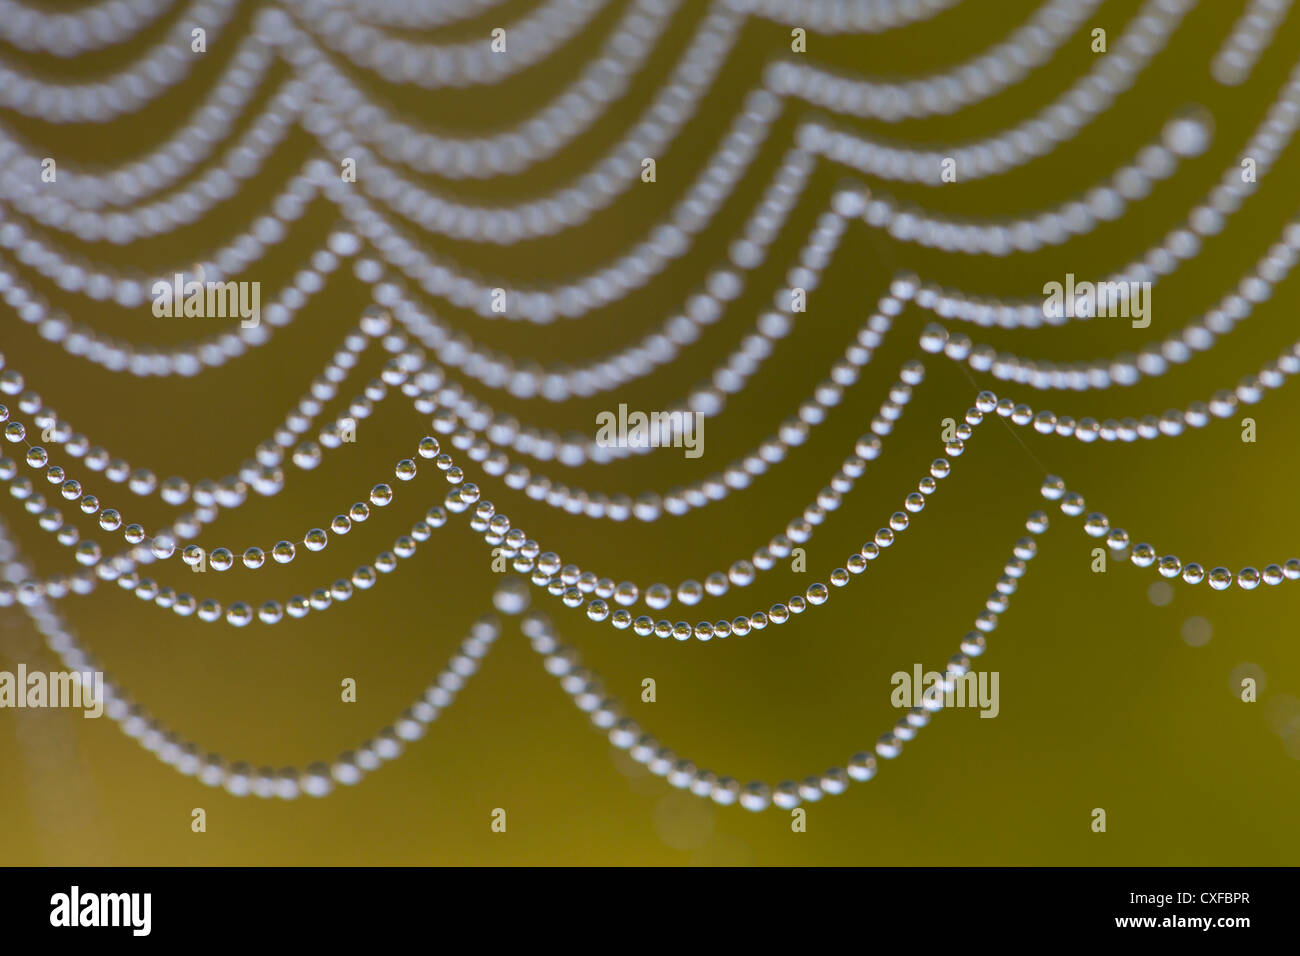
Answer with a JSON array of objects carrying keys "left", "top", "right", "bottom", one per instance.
[
  {"left": 1163, "top": 107, "right": 1213, "bottom": 158},
  {"left": 645, "top": 584, "right": 671, "bottom": 610},
  {"left": 1084, "top": 513, "right": 1109, "bottom": 537},
  {"left": 226, "top": 602, "right": 253, "bottom": 627}
]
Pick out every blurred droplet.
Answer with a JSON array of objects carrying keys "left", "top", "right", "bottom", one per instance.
[
  {"left": 1147, "top": 580, "right": 1173, "bottom": 607},
  {"left": 653, "top": 792, "right": 714, "bottom": 852},
  {"left": 1181, "top": 616, "right": 1212, "bottom": 647}
]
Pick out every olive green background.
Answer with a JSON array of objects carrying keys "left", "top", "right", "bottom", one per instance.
[{"left": 2, "top": 0, "right": 1299, "bottom": 865}]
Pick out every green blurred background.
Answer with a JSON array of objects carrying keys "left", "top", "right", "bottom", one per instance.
[{"left": 2, "top": 0, "right": 1299, "bottom": 865}]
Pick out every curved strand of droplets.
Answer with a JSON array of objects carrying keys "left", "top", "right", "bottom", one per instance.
[{"left": 0, "top": 0, "right": 242, "bottom": 122}]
